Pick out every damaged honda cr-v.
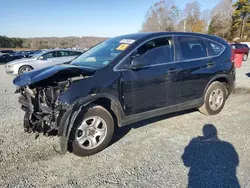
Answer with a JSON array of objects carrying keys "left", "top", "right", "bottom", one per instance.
[{"left": 13, "top": 32, "right": 235, "bottom": 156}]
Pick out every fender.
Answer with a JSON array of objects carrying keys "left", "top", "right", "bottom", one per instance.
[
  {"left": 57, "top": 93, "right": 125, "bottom": 154},
  {"left": 203, "top": 73, "right": 232, "bottom": 99}
]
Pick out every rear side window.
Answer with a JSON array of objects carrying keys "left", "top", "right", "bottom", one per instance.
[
  {"left": 57, "top": 51, "right": 69, "bottom": 57},
  {"left": 235, "top": 44, "right": 243, "bottom": 49},
  {"left": 68, "top": 51, "right": 82, "bottom": 56},
  {"left": 208, "top": 42, "right": 224, "bottom": 56},
  {"left": 177, "top": 36, "right": 207, "bottom": 60},
  {"left": 243, "top": 44, "right": 249, "bottom": 49},
  {"left": 133, "top": 37, "right": 174, "bottom": 65}
]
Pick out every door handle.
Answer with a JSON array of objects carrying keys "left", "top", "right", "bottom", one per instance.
[
  {"left": 167, "top": 68, "right": 182, "bottom": 74},
  {"left": 207, "top": 61, "right": 215, "bottom": 67}
]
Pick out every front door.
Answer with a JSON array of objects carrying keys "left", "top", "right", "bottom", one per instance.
[
  {"left": 120, "top": 36, "right": 181, "bottom": 116},
  {"left": 36, "top": 51, "right": 57, "bottom": 69}
]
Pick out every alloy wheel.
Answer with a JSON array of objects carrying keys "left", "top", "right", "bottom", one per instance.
[
  {"left": 75, "top": 116, "right": 107, "bottom": 150},
  {"left": 209, "top": 89, "right": 224, "bottom": 111}
]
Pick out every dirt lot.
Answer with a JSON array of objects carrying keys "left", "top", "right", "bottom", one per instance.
[{"left": 0, "top": 61, "right": 250, "bottom": 188}]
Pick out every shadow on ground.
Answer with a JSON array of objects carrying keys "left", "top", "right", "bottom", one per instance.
[
  {"left": 182, "top": 124, "right": 240, "bottom": 188},
  {"left": 110, "top": 109, "right": 196, "bottom": 145}
]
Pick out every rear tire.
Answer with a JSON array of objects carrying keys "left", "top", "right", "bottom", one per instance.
[
  {"left": 199, "top": 81, "right": 227, "bottom": 115},
  {"left": 68, "top": 105, "right": 114, "bottom": 157},
  {"left": 243, "top": 54, "right": 248, "bottom": 61},
  {"left": 18, "top": 65, "right": 33, "bottom": 74}
]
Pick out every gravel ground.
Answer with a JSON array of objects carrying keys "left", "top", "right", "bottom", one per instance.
[{"left": 0, "top": 61, "right": 250, "bottom": 188}]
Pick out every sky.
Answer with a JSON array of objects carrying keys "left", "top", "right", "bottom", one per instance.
[{"left": 0, "top": 0, "right": 220, "bottom": 38}]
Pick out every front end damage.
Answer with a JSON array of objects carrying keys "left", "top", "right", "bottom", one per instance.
[
  {"left": 18, "top": 81, "right": 69, "bottom": 136},
  {"left": 13, "top": 65, "right": 95, "bottom": 151}
]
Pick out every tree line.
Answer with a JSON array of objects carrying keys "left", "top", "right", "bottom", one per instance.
[
  {"left": 1, "top": 0, "right": 249, "bottom": 49},
  {"left": 0, "top": 36, "right": 107, "bottom": 49},
  {"left": 141, "top": 0, "right": 250, "bottom": 41}
]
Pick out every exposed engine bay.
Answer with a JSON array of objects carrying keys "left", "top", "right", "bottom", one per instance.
[
  {"left": 14, "top": 64, "right": 96, "bottom": 138},
  {"left": 18, "top": 81, "right": 68, "bottom": 136}
]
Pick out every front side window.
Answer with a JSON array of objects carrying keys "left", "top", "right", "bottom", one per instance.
[
  {"left": 177, "top": 36, "right": 207, "bottom": 60},
  {"left": 131, "top": 37, "right": 174, "bottom": 65},
  {"left": 41, "top": 52, "right": 56, "bottom": 59},
  {"left": 71, "top": 37, "right": 137, "bottom": 68}
]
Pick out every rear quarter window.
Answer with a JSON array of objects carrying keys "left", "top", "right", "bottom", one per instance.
[
  {"left": 208, "top": 42, "right": 224, "bottom": 56},
  {"left": 69, "top": 51, "right": 82, "bottom": 56}
]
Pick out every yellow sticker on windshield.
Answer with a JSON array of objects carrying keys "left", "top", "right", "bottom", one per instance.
[{"left": 116, "top": 44, "right": 129, "bottom": 51}]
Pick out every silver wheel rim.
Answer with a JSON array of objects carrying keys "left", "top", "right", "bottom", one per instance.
[
  {"left": 209, "top": 89, "right": 224, "bottom": 111},
  {"left": 244, "top": 54, "right": 247, "bottom": 60},
  {"left": 21, "top": 67, "right": 32, "bottom": 73},
  {"left": 75, "top": 116, "right": 107, "bottom": 150}
]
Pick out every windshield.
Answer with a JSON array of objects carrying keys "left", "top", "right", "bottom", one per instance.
[
  {"left": 31, "top": 51, "right": 46, "bottom": 58},
  {"left": 71, "top": 37, "right": 136, "bottom": 68}
]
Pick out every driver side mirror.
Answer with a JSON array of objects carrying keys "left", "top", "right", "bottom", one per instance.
[
  {"left": 38, "top": 56, "right": 45, "bottom": 60},
  {"left": 129, "top": 55, "right": 149, "bottom": 70}
]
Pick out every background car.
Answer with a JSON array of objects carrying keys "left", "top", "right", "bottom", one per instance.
[
  {"left": 0, "top": 50, "right": 14, "bottom": 55},
  {"left": 5, "top": 49, "right": 83, "bottom": 74},
  {"left": 12, "top": 51, "right": 26, "bottom": 59},
  {"left": 27, "top": 50, "right": 45, "bottom": 58},
  {"left": 230, "top": 42, "right": 249, "bottom": 61},
  {"left": 0, "top": 54, "right": 15, "bottom": 63}
]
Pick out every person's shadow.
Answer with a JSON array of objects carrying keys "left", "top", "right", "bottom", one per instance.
[{"left": 182, "top": 124, "right": 240, "bottom": 188}]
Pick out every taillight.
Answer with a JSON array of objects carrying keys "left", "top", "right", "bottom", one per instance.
[{"left": 231, "top": 48, "right": 235, "bottom": 62}]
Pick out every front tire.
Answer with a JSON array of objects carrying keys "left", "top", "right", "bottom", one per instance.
[
  {"left": 18, "top": 65, "right": 33, "bottom": 74},
  {"left": 69, "top": 105, "right": 114, "bottom": 157},
  {"left": 199, "top": 82, "right": 227, "bottom": 115}
]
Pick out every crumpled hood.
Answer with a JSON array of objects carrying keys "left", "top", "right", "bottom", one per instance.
[{"left": 13, "top": 64, "right": 96, "bottom": 87}]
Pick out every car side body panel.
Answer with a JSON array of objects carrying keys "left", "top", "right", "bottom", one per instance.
[{"left": 12, "top": 32, "right": 235, "bottom": 154}]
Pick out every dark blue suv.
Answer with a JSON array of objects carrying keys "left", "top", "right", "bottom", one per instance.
[{"left": 14, "top": 32, "right": 235, "bottom": 156}]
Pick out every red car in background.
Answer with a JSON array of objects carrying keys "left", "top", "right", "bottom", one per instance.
[{"left": 230, "top": 42, "right": 250, "bottom": 61}]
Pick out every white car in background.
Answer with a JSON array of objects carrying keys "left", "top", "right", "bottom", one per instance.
[{"left": 5, "top": 49, "right": 83, "bottom": 75}]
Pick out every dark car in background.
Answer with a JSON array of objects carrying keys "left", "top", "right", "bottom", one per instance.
[
  {"left": 0, "top": 50, "right": 14, "bottom": 54},
  {"left": 230, "top": 42, "right": 249, "bottom": 61},
  {"left": 27, "top": 50, "right": 44, "bottom": 58},
  {"left": 0, "top": 54, "right": 15, "bottom": 63},
  {"left": 13, "top": 32, "right": 235, "bottom": 157}
]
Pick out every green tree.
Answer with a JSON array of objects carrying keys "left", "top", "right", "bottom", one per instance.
[{"left": 232, "top": 0, "right": 250, "bottom": 40}]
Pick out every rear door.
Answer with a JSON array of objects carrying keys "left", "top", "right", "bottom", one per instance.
[
  {"left": 53, "top": 50, "right": 71, "bottom": 65},
  {"left": 68, "top": 51, "right": 82, "bottom": 61},
  {"left": 174, "top": 36, "right": 224, "bottom": 103},
  {"left": 121, "top": 36, "right": 182, "bottom": 115}
]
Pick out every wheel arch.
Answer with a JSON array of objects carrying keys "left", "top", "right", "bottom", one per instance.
[
  {"left": 18, "top": 64, "right": 34, "bottom": 74},
  {"left": 57, "top": 94, "right": 124, "bottom": 154},
  {"left": 204, "top": 74, "right": 231, "bottom": 99}
]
